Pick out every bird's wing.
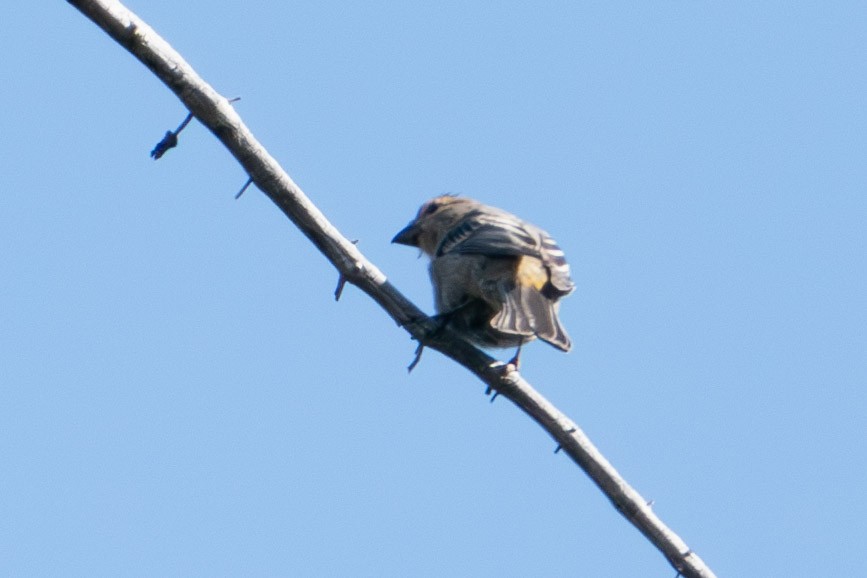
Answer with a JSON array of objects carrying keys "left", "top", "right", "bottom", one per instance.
[
  {"left": 437, "top": 209, "right": 539, "bottom": 257},
  {"left": 436, "top": 210, "right": 574, "bottom": 296}
]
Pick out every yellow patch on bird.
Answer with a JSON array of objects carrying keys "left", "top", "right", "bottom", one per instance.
[{"left": 516, "top": 256, "right": 549, "bottom": 290}]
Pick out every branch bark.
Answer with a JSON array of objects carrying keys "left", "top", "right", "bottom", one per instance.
[{"left": 65, "top": 2, "right": 717, "bottom": 576}]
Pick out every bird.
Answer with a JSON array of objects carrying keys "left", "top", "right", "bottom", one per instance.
[{"left": 392, "top": 195, "right": 574, "bottom": 364}]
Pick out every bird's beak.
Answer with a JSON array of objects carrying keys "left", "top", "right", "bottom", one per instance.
[{"left": 391, "top": 221, "right": 420, "bottom": 246}]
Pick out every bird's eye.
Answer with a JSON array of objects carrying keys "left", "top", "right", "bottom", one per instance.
[{"left": 423, "top": 202, "right": 439, "bottom": 216}]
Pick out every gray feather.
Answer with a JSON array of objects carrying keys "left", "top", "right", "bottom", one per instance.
[{"left": 491, "top": 285, "right": 572, "bottom": 352}]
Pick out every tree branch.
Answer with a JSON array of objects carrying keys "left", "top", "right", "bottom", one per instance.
[{"left": 65, "top": 1, "right": 716, "bottom": 576}]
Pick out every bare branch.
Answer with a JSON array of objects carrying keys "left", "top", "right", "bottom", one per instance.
[{"left": 66, "top": 2, "right": 716, "bottom": 576}]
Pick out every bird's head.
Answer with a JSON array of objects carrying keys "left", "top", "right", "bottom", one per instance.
[{"left": 392, "top": 195, "right": 476, "bottom": 256}]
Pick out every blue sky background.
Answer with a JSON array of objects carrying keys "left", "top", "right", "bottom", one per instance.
[{"left": 2, "top": 2, "right": 865, "bottom": 576}]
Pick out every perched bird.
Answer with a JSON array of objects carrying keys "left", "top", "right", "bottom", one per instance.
[{"left": 392, "top": 195, "right": 574, "bottom": 360}]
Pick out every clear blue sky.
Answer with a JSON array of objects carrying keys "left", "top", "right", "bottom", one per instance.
[{"left": 2, "top": 2, "right": 865, "bottom": 576}]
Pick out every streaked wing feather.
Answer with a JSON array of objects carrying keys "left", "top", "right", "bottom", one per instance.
[
  {"left": 438, "top": 212, "right": 540, "bottom": 258},
  {"left": 437, "top": 207, "right": 576, "bottom": 299}
]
